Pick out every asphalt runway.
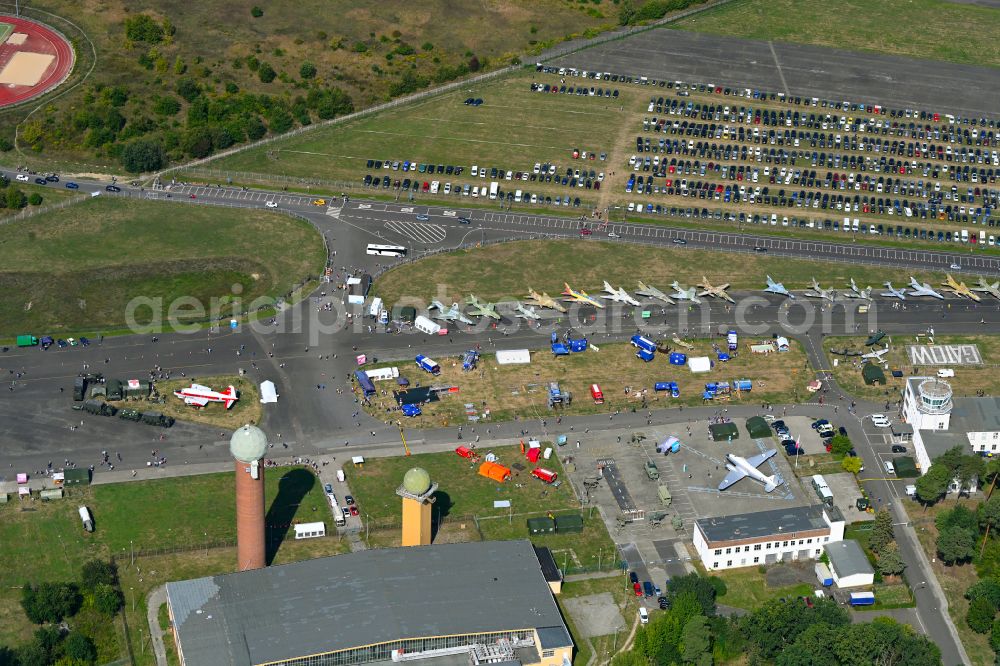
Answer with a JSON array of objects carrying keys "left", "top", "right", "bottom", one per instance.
[{"left": 547, "top": 29, "right": 1000, "bottom": 119}]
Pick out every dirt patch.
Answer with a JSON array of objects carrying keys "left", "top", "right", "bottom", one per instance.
[
  {"left": 563, "top": 592, "right": 626, "bottom": 638},
  {"left": 765, "top": 561, "right": 816, "bottom": 588}
]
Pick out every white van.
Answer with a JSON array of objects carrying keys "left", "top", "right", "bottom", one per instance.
[
  {"left": 368, "top": 297, "right": 383, "bottom": 319},
  {"left": 638, "top": 607, "right": 649, "bottom": 624},
  {"left": 430, "top": 181, "right": 439, "bottom": 194},
  {"left": 884, "top": 460, "right": 896, "bottom": 476}
]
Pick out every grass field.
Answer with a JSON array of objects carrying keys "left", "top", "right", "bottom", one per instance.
[
  {"left": 0, "top": 197, "right": 326, "bottom": 336},
  {"left": 673, "top": 0, "right": 1000, "bottom": 68},
  {"left": 364, "top": 338, "right": 809, "bottom": 427},
  {"left": 148, "top": 375, "right": 263, "bottom": 429},
  {"left": 0, "top": 465, "right": 345, "bottom": 650},
  {"left": 823, "top": 334, "right": 1000, "bottom": 402},
  {"left": 910, "top": 497, "right": 992, "bottom": 665},
  {"left": 372, "top": 238, "right": 950, "bottom": 307},
  {"left": 346, "top": 445, "right": 617, "bottom": 569},
  {"left": 710, "top": 566, "right": 812, "bottom": 610}
]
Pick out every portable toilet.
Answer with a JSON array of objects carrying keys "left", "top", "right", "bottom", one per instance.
[
  {"left": 568, "top": 338, "right": 588, "bottom": 352},
  {"left": 551, "top": 343, "right": 570, "bottom": 356},
  {"left": 669, "top": 352, "right": 687, "bottom": 365}
]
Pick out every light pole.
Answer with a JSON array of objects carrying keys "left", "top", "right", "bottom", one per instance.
[{"left": 130, "top": 587, "right": 135, "bottom": 612}]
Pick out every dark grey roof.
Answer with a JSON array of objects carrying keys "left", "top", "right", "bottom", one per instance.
[
  {"left": 919, "top": 430, "right": 970, "bottom": 460},
  {"left": 533, "top": 546, "right": 561, "bottom": 583},
  {"left": 824, "top": 540, "right": 873, "bottom": 577},
  {"left": 696, "top": 505, "right": 832, "bottom": 544},
  {"left": 165, "top": 540, "right": 568, "bottom": 666},
  {"left": 949, "top": 397, "right": 1000, "bottom": 433}
]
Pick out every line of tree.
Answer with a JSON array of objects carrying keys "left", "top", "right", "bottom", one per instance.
[{"left": 0, "top": 560, "right": 123, "bottom": 666}]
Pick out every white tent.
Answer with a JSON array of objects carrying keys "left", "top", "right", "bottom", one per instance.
[
  {"left": 688, "top": 356, "right": 712, "bottom": 373},
  {"left": 775, "top": 336, "right": 790, "bottom": 352},
  {"left": 259, "top": 380, "right": 278, "bottom": 404},
  {"left": 496, "top": 349, "right": 531, "bottom": 365}
]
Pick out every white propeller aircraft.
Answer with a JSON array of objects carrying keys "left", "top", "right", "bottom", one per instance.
[
  {"left": 862, "top": 346, "right": 890, "bottom": 361},
  {"left": 718, "top": 450, "right": 784, "bottom": 493}
]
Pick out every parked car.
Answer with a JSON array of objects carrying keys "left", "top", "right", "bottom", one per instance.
[{"left": 891, "top": 445, "right": 907, "bottom": 453}]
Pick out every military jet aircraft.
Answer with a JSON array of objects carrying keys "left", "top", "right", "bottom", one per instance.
[
  {"left": 600, "top": 281, "right": 641, "bottom": 306},
  {"left": 696, "top": 277, "right": 734, "bottom": 303},
  {"left": 803, "top": 278, "right": 837, "bottom": 301},
  {"left": 525, "top": 288, "right": 567, "bottom": 312},
  {"left": 972, "top": 277, "right": 1000, "bottom": 300},
  {"left": 942, "top": 274, "right": 981, "bottom": 301},
  {"left": 908, "top": 277, "right": 944, "bottom": 299},
  {"left": 763, "top": 275, "right": 794, "bottom": 299},
  {"left": 670, "top": 281, "right": 702, "bottom": 304},
  {"left": 880, "top": 282, "right": 908, "bottom": 300},
  {"left": 465, "top": 295, "right": 501, "bottom": 319},
  {"left": 562, "top": 283, "right": 605, "bottom": 308},
  {"left": 635, "top": 281, "right": 675, "bottom": 304},
  {"left": 843, "top": 278, "right": 872, "bottom": 300},
  {"left": 512, "top": 303, "right": 541, "bottom": 320},
  {"left": 429, "top": 300, "right": 474, "bottom": 325}
]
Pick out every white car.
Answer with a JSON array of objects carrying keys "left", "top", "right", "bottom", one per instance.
[
  {"left": 949, "top": 263, "right": 961, "bottom": 270},
  {"left": 265, "top": 201, "right": 278, "bottom": 208},
  {"left": 870, "top": 414, "right": 891, "bottom": 428},
  {"left": 15, "top": 174, "right": 29, "bottom": 182},
  {"left": 608, "top": 232, "right": 619, "bottom": 238}
]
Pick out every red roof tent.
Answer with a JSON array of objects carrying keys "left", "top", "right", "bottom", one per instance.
[
  {"left": 590, "top": 384, "right": 604, "bottom": 404},
  {"left": 532, "top": 468, "right": 558, "bottom": 483},
  {"left": 526, "top": 447, "right": 541, "bottom": 463}
]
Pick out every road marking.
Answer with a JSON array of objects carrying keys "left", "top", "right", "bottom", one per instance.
[
  {"left": 384, "top": 220, "right": 447, "bottom": 243},
  {"left": 357, "top": 203, "right": 371, "bottom": 209},
  {"left": 443, "top": 210, "right": 457, "bottom": 217},
  {"left": 400, "top": 207, "right": 414, "bottom": 213}
]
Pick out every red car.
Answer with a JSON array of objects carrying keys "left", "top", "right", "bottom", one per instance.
[
  {"left": 633, "top": 582, "right": 642, "bottom": 596},
  {"left": 349, "top": 505, "right": 359, "bottom": 517},
  {"left": 580, "top": 228, "right": 592, "bottom": 236}
]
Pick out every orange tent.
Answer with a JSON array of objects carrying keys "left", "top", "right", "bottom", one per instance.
[{"left": 478, "top": 461, "right": 511, "bottom": 483}]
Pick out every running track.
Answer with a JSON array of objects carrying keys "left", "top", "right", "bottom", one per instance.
[{"left": 0, "top": 15, "right": 73, "bottom": 107}]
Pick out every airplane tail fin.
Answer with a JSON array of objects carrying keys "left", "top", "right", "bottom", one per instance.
[
  {"left": 223, "top": 386, "right": 238, "bottom": 409},
  {"left": 764, "top": 475, "right": 783, "bottom": 493}
]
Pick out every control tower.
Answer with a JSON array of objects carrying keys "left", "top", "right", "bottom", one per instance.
[{"left": 396, "top": 467, "right": 437, "bottom": 547}]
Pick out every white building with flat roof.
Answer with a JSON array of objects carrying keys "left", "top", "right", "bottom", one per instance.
[{"left": 693, "top": 505, "right": 845, "bottom": 571}]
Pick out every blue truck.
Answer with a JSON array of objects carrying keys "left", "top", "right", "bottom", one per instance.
[
  {"left": 630, "top": 334, "right": 657, "bottom": 354},
  {"left": 354, "top": 370, "right": 376, "bottom": 397},
  {"left": 849, "top": 591, "right": 875, "bottom": 606},
  {"left": 415, "top": 355, "right": 440, "bottom": 375}
]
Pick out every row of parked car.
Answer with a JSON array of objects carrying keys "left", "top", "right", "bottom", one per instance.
[
  {"left": 360, "top": 174, "right": 585, "bottom": 207},
  {"left": 529, "top": 82, "right": 620, "bottom": 99}
]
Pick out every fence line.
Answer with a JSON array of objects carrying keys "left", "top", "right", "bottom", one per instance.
[{"left": 0, "top": 193, "right": 90, "bottom": 225}]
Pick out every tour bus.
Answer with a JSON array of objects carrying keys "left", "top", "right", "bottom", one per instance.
[{"left": 366, "top": 244, "right": 407, "bottom": 257}]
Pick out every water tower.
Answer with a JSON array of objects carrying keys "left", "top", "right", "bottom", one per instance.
[
  {"left": 396, "top": 467, "right": 437, "bottom": 546},
  {"left": 230, "top": 424, "right": 268, "bottom": 570}
]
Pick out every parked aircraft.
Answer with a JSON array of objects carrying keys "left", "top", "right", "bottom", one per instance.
[
  {"left": 844, "top": 278, "right": 872, "bottom": 300},
  {"left": 600, "top": 281, "right": 641, "bottom": 306},
  {"left": 830, "top": 348, "right": 863, "bottom": 357},
  {"left": 635, "top": 281, "right": 676, "bottom": 304},
  {"left": 429, "top": 300, "right": 474, "bottom": 325},
  {"left": 942, "top": 274, "right": 981, "bottom": 301},
  {"left": 880, "top": 282, "right": 908, "bottom": 300},
  {"left": 865, "top": 330, "right": 887, "bottom": 347},
  {"left": 562, "top": 283, "right": 605, "bottom": 308},
  {"left": 174, "top": 383, "right": 239, "bottom": 409},
  {"left": 718, "top": 450, "right": 784, "bottom": 493},
  {"left": 804, "top": 278, "right": 837, "bottom": 301},
  {"left": 972, "top": 278, "right": 1000, "bottom": 300},
  {"left": 862, "top": 346, "right": 890, "bottom": 361},
  {"left": 465, "top": 295, "right": 501, "bottom": 319},
  {"left": 908, "top": 277, "right": 944, "bottom": 299},
  {"left": 525, "top": 287, "right": 567, "bottom": 313},
  {"left": 696, "top": 277, "right": 734, "bottom": 303},
  {"left": 762, "top": 275, "right": 794, "bottom": 299},
  {"left": 670, "top": 281, "right": 702, "bottom": 304},
  {"left": 513, "top": 303, "right": 541, "bottom": 320}
]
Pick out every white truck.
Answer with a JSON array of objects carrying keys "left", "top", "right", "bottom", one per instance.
[{"left": 79, "top": 506, "right": 94, "bottom": 532}]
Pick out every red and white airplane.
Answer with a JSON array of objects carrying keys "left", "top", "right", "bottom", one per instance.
[{"left": 173, "top": 383, "right": 239, "bottom": 409}]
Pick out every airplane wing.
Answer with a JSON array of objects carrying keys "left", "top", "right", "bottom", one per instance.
[
  {"left": 184, "top": 396, "right": 210, "bottom": 407},
  {"left": 190, "top": 384, "right": 211, "bottom": 392},
  {"left": 745, "top": 450, "right": 776, "bottom": 468},
  {"left": 718, "top": 469, "right": 747, "bottom": 491}
]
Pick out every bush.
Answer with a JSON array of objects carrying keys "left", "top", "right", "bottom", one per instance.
[
  {"left": 153, "top": 96, "right": 181, "bottom": 116},
  {"left": 182, "top": 127, "right": 214, "bottom": 158},
  {"left": 258, "top": 62, "right": 276, "bottom": 83},
  {"left": 63, "top": 632, "right": 97, "bottom": 663},
  {"left": 468, "top": 56, "right": 480, "bottom": 72},
  {"left": 250, "top": 6, "right": 263, "bottom": 17},
  {"left": 27, "top": 193, "right": 42, "bottom": 206},
  {"left": 175, "top": 78, "right": 201, "bottom": 103},
  {"left": 421, "top": 42, "right": 434, "bottom": 51},
  {"left": 6, "top": 187, "right": 26, "bottom": 209},
  {"left": 81, "top": 560, "right": 118, "bottom": 590},
  {"left": 120, "top": 138, "right": 166, "bottom": 173},
  {"left": 352, "top": 41, "right": 368, "bottom": 53},
  {"left": 0, "top": 137, "right": 12, "bottom": 151},
  {"left": 124, "top": 14, "right": 164, "bottom": 43},
  {"left": 968, "top": 596, "right": 996, "bottom": 634},
  {"left": 93, "top": 583, "right": 123, "bottom": 616},
  {"left": 299, "top": 62, "right": 317, "bottom": 79},
  {"left": 21, "top": 582, "right": 82, "bottom": 624}
]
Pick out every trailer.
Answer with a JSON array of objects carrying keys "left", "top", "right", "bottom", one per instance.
[
  {"left": 368, "top": 297, "right": 384, "bottom": 319},
  {"left": 630, "top": 334, "right": 657, "bottom": 354},
  {"left": 849, "top": 591, "right": 875, "bottom": 606},
  {"left": 727, "top": 330, "right": 738, "bottom": 351},
  {"left": 590, "top": 384, "right": 604, "bottom": 404},
  {"left": 79, "top": 506, "right": 94, "bottom": 532},
  {"left": 657, "top": 485, "right": 672, "bottom": 505},
  {"left": 548, "top": 382, "right": 564, "bottom": 407},
  {"left": 415, "top": 355, "right": 441, "bottom": 375},
  {"left": 636, "top": 348, "right": 655, "bottom": 362},
  {"left": 532, "top": 467, "right": 558, "bottom": 484},
  {"left": 815, "top": 562, "right": 834, "bottom": 587}
]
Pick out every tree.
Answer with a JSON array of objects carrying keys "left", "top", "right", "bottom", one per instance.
[
  {"left": 21, "top": 582, "right": 82, "bottom": 624},
  {"left": 967, "top": 595, "right": 996, "bottom": 634},
  {"left": 937, "top": 504, "right": 979, "bottom": 533},
  {"left": 124, "top": 14, "right": 163, "bottom": 43},
  {"left": 62, "top": 633, "right": 97, "bottom": 663},
  {"left": 877, "top": 544, "right": 906, "bottom": 576},
  {"left": 82, "top": 560, "right": 118, "bottom": 590},
  {"left": 666, "top": 573, "right": 717, "bottom": 616},
  {"left": 182, "top": 127, "right": 214, "bottom": 158},
  {"left": 980, "top": 496, "right": 1000, "bottom": 557},
  {"left": 829, "top": 434, "right": 852, "bottom": 458},
  {"left": 990, "top": 617, "right": 1000, "bottom": 653},
  {"left": 618, "top": 0, "right": 638, "bottom": 25},
  {"left": 120, "top": 138, "right": 166, "bottom": 173},
  {"left": 915, "top": 464, "right": 951, "bottom": 507},
  {"left": 680, "top": 615, "right": 711, "bottom": 664},
  {"left": 957, "top": 455, "right": 986, "bottom": 498},
  {"left": 93, "top": 583, "right": 123, "bottom": 615},
  {"left": 153, "top": 96, "right": 181, "bottom": 116},
  {"left": 966, "top": 578, "right": 1000, "bottom": 610},
  {"left": 27, "top": 192, "right": 42, "bottom": 206},
  {"left": 937, "top": 525, "right": 976, "bottom": 565},
  {"left": 869, "top": 509, "right": 896, "bottom": 554},
  {"left": 299, "top": 62, "right": 317, "bottom": 79},
  {"left": 175, "top": 78, "right": 201, "bottom": 103},
  {"left": 841, "top": 456, "right": 863, "bottom": 474},
  {"left": 6, "top": 187, "right": 26, "bottom": 209},
  {"left": 258, "top": 62, "right": 276, "bottom": 83}
]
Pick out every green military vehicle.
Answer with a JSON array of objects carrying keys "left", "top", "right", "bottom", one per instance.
[
  {"left": 119, "top": 407, "right": 142, "bottom": 422},
  {"left": 77, "top": 399, "right": 117, "bottom": 417},
  {"left": 141, "top": 411, "right": 175, "bottom": 428},
  {"left": 657, "top": 484, "right": 672, "bottom": 506},
  {"left": 645, "top": 460, "right": 660, "bottom": 481}
]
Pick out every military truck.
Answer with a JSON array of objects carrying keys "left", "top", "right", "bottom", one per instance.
[
  {"left": 119, "top": 407, "right": 142, "bottom": 422},
  {"left": 77, "top": 399, "right": 117, "bottom": 417},
  {"left": 645, "top": 461, "right": 660, "bottom": 481},
  {"left": 141, "top": 411, "right": 175, "bottom": 428},
  {"left": 106, "top": 379, "right": 124, "bottom": 401},
  {"left": 73, "top": 376, "right": 87, "bottom": 401},
  {"left": 657, "top": 484, "right": 672, "bottom": 506}
]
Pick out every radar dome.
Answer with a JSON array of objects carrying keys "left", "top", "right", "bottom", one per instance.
[
  {"left": 402, "top": 467, "right": 432, "bottom": 496},
  {"left": 230, "top": 424, "right": 268, "bottom": 462}
]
